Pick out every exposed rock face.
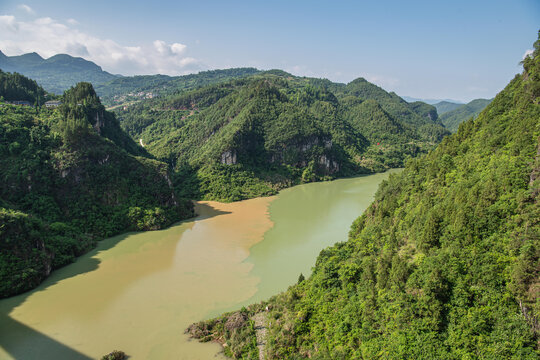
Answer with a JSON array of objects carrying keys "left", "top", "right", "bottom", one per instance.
[
  {"left": 163, "top": 171, "right": 178, "bottom": 206},
  {"left": 319, "top": 154, "right": 340, "bottom": 173},
  {"left": 221, "top": 150, "right": 237, "bottom": 165},
  {"left": 98, "top": 154, "right": 110, "bottom": 165},
  {"left": 298, "top": 137, "right": 329, "bottom": 152},
  {"left": 38, "top": 238, "right": 53, "bottom": 276},
  {"left": 269, "top": 136, "right": 334, "bottom": 168},
  {"left": 220, "top": 136, "right": 339, "bottom": 175},
  {"left": 225, "top": 312, "right": 249, "bottom": 331},
  {"left": 185, "top": 310, "right": 250, "bottom": 342},
  {"left": 93, "top": 110, "right": 104, "bottom": 134}
]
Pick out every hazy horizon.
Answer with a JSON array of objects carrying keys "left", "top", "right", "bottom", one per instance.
[{"left": 0, "top": 0, "right": 538, "bottom": 102}]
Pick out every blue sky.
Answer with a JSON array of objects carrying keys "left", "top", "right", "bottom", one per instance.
[{"left": 0, "top": 0, "right": 538, "bottom": 102}]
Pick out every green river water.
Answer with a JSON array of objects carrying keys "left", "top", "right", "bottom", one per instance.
[{"left": 0, "top": 170, "right": 399, "bottom": 359}]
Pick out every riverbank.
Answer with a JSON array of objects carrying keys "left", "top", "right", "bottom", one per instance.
[
  {"left": 0, "top": 171, "right": 398, "bottom": 359},
  {"left": 186, "top": 170, "right": 402, "bottom": 358},
  {"left": 0, "top": 197, "right": 274, "bottom": 360}
]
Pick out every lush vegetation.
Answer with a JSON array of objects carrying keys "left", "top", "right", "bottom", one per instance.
[
  {"left": 95, "top": 68, "right": 260, "bottom": 107},
  {"left": 0, "top": 69, "right": 50, "bottom": 105},
  {"left": 439, "top": 98, "right": 492, "bottom": 132},
  {"left": 114, "top": 72, "right": 449, "bottom": 201},
  {"left": 0, "top": 67, "right": 447, "bottom": 295},
  {"left": 58, "top": 81, "right": 147, "bottom": 157},
  {"left": 0, "top": 76, "right": 193, "bottom": 298},
  {"left": 101, "top": 350, "right": 126, "bottom": 360},
  {"left": 188, "top": 34, "right": 540, "bottom": 359},
  {"left": 186, "top": 308, "right": 261, "bottom": 359},
  {"left": 0, "top": 51, "right": 117, "bottom": 94}
]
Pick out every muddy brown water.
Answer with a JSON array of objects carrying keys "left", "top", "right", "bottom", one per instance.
[{"left": 0, "top": 170, "right": 399, "bottom": 359}]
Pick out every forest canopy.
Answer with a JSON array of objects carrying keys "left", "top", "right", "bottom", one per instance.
[{"left": 187, "top": 32, "right": 540, "bottom": 359}]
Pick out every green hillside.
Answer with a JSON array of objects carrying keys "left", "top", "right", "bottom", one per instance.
[
  {"left": 0, "top": 69, "right": 49, "bottom": 105},
  {"left": 0, "top": 51, "right": 118, "bottom": 94},
  {"left": 115, "top": 72, "right": 448, "bottom": 201},
  {"left": 440, "top": 98, "right": 492, "bottom": 132},
  {"left": 95, "top": 68, "right": 260, "bottom": 107},
  {"left": 0, "top": 77, "right": 193, "bottom": 298},
  {"left": 187, "top": 34, "right": 540, "bottom": 359}
]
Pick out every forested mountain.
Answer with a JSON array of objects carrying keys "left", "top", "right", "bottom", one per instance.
[
  {"left": 0, "top": 66, "right": 448, "bottom": 295},
  {"left": 402, "top": 96, "right": 462, "bottom": 105},
  {"left": 188, "top": 35, "right": 540, "bottom": 359},
  {"left": 0, "top": 76, "right": 193, "bottom": 298},
  {"left": 0, "top": 51, "right": 118, "bottom": 94},
  {"left": 434, "top": 100, "right": 463, "bottom": 114},
  {"left": 95, "top": 68, "right": 260, "bottom": 107},
  {"left": 115, "top": 72, "right": 448, "bottom": 201},
  {"left": 0, "top": 69, "right": 50, "bottom": 105},
  {"left": 440, "top": 98, "right": 492, "bottom": 132}
]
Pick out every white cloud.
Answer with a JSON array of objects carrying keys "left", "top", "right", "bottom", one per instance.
[
  {"left": 0, "top": 15, "right": 19, "bottom": 32},
  {"left": 153, "top": 40, "right": 169, "bottom": 55},
  {"left": 18, "top": 4, "right": 34, "bottom": 14},
  {"left": 67, "top": 18, "right": 78, "bottom": 25},
  {"left": 35, "top": 17, "right": 54, "bottom": 25},
  {"left": 171, "top": 43, "right": 186, "bottom": 55},
  {"left": 522, "top": 49, "right": 534, "bottom": 60},
  {"left": 0, "top": 14, "right": 201, "bottom": 75}
]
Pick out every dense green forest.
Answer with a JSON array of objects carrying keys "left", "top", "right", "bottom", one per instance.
[
  {"left": 0, "top": 75, "right": 193, "bottom": 298},
  {"left": 0, "top": 62, "right": 449, "bottom": 296},
  {"left": 0, "top": 51, "right": 118, "bottom": 94},
  {"left": 114, "top": 72, "right": 449, "bottom": 201},
  {"left": 95, "top": 68, "right": 260, "bottom": 107},
  {"left": 188, "top": 34, "right": 540, "bottom": 359},
  {"left": 0, "top": 69, "right": 50, "bottom": 105},
  {"left": 439, "top": 98, "right": 492, "bottom": 132}
]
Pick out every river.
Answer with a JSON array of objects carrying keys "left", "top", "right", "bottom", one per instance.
[{"left": 0, "top": 170, "right": 399, "bottom": 359}]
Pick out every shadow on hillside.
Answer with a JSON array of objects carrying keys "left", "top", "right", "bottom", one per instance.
[
  {"left": 0, "top": 314, "right": 93, "bottom": 360},
  {"left": 0, "top": 202, "right": 230, "bottom": 358}
]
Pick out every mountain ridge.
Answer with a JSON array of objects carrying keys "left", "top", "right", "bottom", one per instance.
[
  {"left": 439, "top": 98, "right": 492, "bottom": 132},
  {"left": 95, "top": 67, "right": 261, "bottom": 107},
  {"left": 187, "top": 32, "right": 540, "bottom": 359},
  {"left": 0, "top": 75, "right": 194, "bottom": 298},
  {"left": 433, "top": 100, "right": 463, "bottom": 114},
  {"left": 402, "top": 95, "right": 464, "bottom": 104},
  {"left": 0, "top": 51, "right": 118, "bottom": 94},
  {"left": 114, "top": 70, "right": 449, "bottom": 201}
]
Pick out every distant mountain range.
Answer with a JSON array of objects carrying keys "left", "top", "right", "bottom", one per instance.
[
  {"left": 0, "top": 51, "right": 118, "bottom": 94},
  {"left": 0, "top": 50, "right": 454, "bottom": 203},
  {"left": 404, "top": 97, "right": 492, "bottom": 133},
  {"left": 187, "top": 32, "right": 540, "bottom": 360},
  {"left": 438, "top": 98, "right": 492, "bottom": 132},
  {"left": 94, "top": 68, "right": 261, "bottom": 107},
  {"left": 114, "top": 71, "right": 449, "bottom": 201},
  {"left": 0, "top": 63, "right": 450, "bottom": 295},
  {"left": 402, "top": 96, "right": 464, "bottom": 105},
  {"left": 433, "top": 100, "right": 463, "bottom": 114}
]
